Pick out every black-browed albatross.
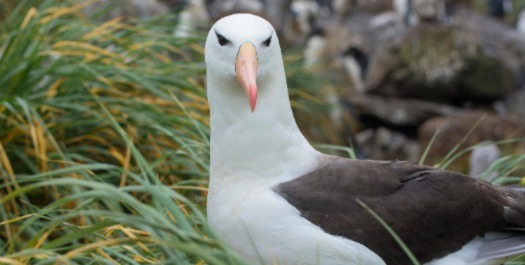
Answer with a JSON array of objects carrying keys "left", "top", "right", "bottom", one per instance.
[{"left": 205, "top": 13, "right": 525, "bottom": 265}]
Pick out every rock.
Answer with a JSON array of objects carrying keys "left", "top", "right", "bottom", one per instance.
[
  {"left": 83, "top": 0, "right": 169, "bottom": 21},
  {"left": 365, "top": 9, "right": 525, "bottom": 102},
  {"left": 264, "top": 0, "right": 294, "bottom": 35},
  {"left": 412, "top": 0, "right": 447, "bottom": 22},
  {"left": 355, "top": 127, "right": 420, "bottom": 161},
  {"left": 158, "top": 0, "right": 185, "bottom": 9},
  {"left": 445, "top": 0, "right": 475, "bottom": 9},
  {"left": 349, "top": 0, "right": 393, "bottom": 14},
  {"left": 348, "top": 94, "right": 460, "bottom": 127},
  {"left": 318, "top": 0, "right": 393, "bottom": 17},
  {"left": 418, "top": 111, "right": 525, "bottom": 172},
  {"left": 368, "top": 11, "right": 405, "bottom": 34},
  {"left": 206, "top": 0, "right": 292, "bottom": 38},
  {"left": 303, "top": 11, "right": 406, "bottom": 93},
  {"left": 206, "top": 0, "right": 265, "bottom": 21}
]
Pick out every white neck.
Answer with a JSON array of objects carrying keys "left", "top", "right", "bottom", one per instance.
[{"left": 207, "top": 56, "right": 317, "bottom": 181}]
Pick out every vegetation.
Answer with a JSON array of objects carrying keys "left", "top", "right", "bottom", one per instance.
[
  {"left": 0, "top": 0, "right": 247, "bottom": 263},
  {"left": 0, "top": 0, "right": 523, "bottom": 264}
]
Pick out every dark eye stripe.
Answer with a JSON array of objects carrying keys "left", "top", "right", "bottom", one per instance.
[
  {"left": 263, "top": 35, "right": 272, "bottom": 47},
  {"left": 216, "top": 33, "right": 230, "bottom": 46}
]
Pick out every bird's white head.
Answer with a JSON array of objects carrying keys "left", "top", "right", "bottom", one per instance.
[
  {"left": 205, "top": 13, "right": 282, "bottom": 113},
  {"left": 205, "top": 14, "right": 317, "bottom": 182}
]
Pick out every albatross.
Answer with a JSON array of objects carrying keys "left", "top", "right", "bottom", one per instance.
[{"left": 205, "top": 13, "right": 525, "bottom": 265}]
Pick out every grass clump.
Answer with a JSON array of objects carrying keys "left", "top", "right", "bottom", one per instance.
[{"left": 0, "top": 0, "right": 247, "bottom": 263}]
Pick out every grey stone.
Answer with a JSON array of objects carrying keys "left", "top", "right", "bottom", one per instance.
[
  {"left": 365, "top": 9, "right": 525, "bottom": 101},
  {"left": 356, "top": 127, "right": 421, "bottom": 161},
  {"left": 83, "top": 0, "right": 169, "bottom": 20},
  {"left": 418, "top": 111, "right": 525, "bottom": 171},
  {"left": 348, "top": 94, "right": 459, "bottom": 127}
]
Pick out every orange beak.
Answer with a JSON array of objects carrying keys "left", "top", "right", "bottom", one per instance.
[{"left": 236, "top": 42, "right": 258, "bottom": 112}]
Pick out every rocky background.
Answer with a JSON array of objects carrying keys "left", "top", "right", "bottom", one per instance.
[{"left": 84, "top": 0, "right": 525, "bottom": 174}]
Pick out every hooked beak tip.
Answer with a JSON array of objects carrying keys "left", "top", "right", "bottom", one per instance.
[{"left": 249, "top": 85, "right": 257, "bottom": 112}]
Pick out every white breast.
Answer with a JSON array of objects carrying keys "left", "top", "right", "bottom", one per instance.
[{"left": 207, "top": 175, "right": 386, "bottom": 265}]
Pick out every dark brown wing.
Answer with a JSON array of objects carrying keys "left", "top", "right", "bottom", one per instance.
[{"left": 274, "top": 158, "right": 510, "bottom": 265}]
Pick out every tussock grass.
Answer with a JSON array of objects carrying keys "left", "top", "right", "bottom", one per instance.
[{"left": 0, "top": 0, "right": 248, "bottom": 263}]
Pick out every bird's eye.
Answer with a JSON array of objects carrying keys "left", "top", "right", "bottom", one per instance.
[
  {"left": 263, "top": 35, "right": 272, "bottom": 47},
  {"left": 216, "top": 33, "right": 230, "bottom": 46}
]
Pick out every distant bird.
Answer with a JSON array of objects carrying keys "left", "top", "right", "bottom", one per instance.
[
  {"left": 342, "top": 47, "right": 368, "bottom": 93},
  {"left": 174, "top": 0, "right": 209, "bottom": 38},
  {"left": 412, "top": 0, "right": 447, "bottom": 22},
  {"left": 469, "top": 143, "right": 501, "bottom": 182},
  {"left": 518, "top": 8, "right": 525, "bottom": 34},
  {"left": 205, "top": 14, "right": 525, "bottom": 265},
  {"left": 290, "top": 0, "right": 320, "bottom": 36},
  {"left": 488, "top": 0, "right": 513, "bottom": 19},
  {"left": 303, "top": 29, "right": 328, "bottom": 67},
  {"left": 394, "top": 0, "right": 419, "bottom": 25}
]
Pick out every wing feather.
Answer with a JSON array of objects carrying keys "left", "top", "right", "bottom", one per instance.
[{"left": 274, "top": 157, "right": 514, "bottom": 265}]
